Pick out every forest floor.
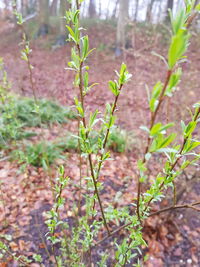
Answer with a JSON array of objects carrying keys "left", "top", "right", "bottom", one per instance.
[{"left": 0, "top": 19, "right": 200, "bottom": 267}]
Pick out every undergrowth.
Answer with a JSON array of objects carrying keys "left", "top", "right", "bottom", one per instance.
[
  {"left": 0, "top": 97, "right": 76, "bottom": 128},
  {"left": 12, "top": 127, "right": 127, "bottom": 169},
  {"left": 12, "top": 142, "right": 64, "bottom": 169}
]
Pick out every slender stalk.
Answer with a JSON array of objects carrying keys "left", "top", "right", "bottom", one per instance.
[
  {"left": 92, "top": 85, "right": 123, "bottom": 216},
  {"left": 77, "top": 120, "right": 83, "bottom": 216},
  {"left": 76, "top": 41, "right": 110, "bottom": 234},
  {"left": 27, "top": 55, "right": 37, "bottom": 102},
  {"left": 136, "top": 69, "right": 172, "bottom": 222},
  {"left": 19, "top": 26, "right": 38, "bottom": 103},
  {"left": 173, "top": 181, "right": 177, "bottom": 206},
  {"left": 144, "top": 106, "right": 200, "bottom": 211},
  {"left": 94, "top": 200, "right": 200, "bottom": 247},
  {"left": 122, "top": 238, "right": 133, "bottom": 267},
  {"left": 96, "top": 86, "right": 122, "bottom": 179},
  {"left": 150, "top": 201, "right": 200, "bottom": 216}
]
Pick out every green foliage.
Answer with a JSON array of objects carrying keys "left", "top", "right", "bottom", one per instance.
[
  {"left": 57, "top": 127, "right": 127, "bottom": 153},
  {"left": 0, "top": 59, "right": 36, "bottom": 147},
  {"left": 44, "top": 2, "right": 200, "bottom": 266},
  {"left": 0, "top": 97, "right": 76, "bottom": 128},
  {"left": 168, "top": 8, "right": 190, "bottom": 69},
  {"left": 56, "top": 134, "right": 79, "bottom": 152},
  {"left": 1, "top": 1, "right": 200, "bottom": 266},
  {"left": 12, "top": 142, "right": 64, "bottom": 169},
  {"left": 107, "top": 127, "right": 127, "bottom": 152}
]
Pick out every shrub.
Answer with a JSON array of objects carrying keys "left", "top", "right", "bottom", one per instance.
[
  {"left": 12, "top": 142, "right": 64, "bottom": 169},
  {"left": 0, "top": 60, "right": 36, "bottom": 147},
  {"left": 0, "top": 97, "right": 77, "bottom": 128},
  {"left": 43, "top": 3, "right": 200, "bottom": 266},
  {"left": 107, "top": 127, "right": 127, "bottom": 152},
  {"left": 56, "top": 127, "right": 127, "bottom": 153},
  {"left": 56, "top": 133, "right": 79, "bottom": 152},
  {"left": 1, "top": 2, "right": 200, "bottom": 267}
]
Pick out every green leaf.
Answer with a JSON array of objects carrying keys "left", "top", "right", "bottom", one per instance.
[
  {"left": 150, "top": 122, "right": 174, "bottom": 136},
  {"left": 195, "top": 3, "right": 200, "bottom": 11},
  {"left": 168, "top": 30, "right": 189, "bottom": 69},
  {"left": 84, "top": 71, "right": 89, "bottom": 88},
  {"left": 181, "top": 160, "right": 190, "bottom": 169},
  {"left": 66, "top": 25, "right": 76, "bottom": 42},
  {"left": 158, "top": 133, "right": 177, "bottom": 149},
  {"left": 151, "top": 51, "right": 168, "bottom": 67},
  {"left": 165, "top": 68, "right": 182, "bottom": 97},
  {"left": 89, "top": 110, "right": 99, "bottom": 128},
  {"left": 183, "top": 139, "right": 200, "bottom": 153},
  {"left": 149, "top": 82, "right": 163, "bottom": 112},
  {"left": 108, "top": 81, "right": 119, "bottom": 96},
  {"left": 82, "top": 35, "right": 89, "bottom": 60},
  {"left": 170, "top": 9, "right": 186, "bottom": 35},
  {"left": 139, "top": 125, "right": 150, "bottom": 133},
  {"left": 184, "top": 121, "right": 197, "bottom": 137}
]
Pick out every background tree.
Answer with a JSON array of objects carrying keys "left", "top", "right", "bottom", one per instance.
[
  {"left": 50, "top": 0, "right": 58, "bottom": 16},
  {"left": 37, "top": 0, "right": 50, "bottom": 37},
  {"left": 165, "top": 0, "right": 174, "bottom": 21},
  {"left": 88, "top": 0, "right": 96, "bottom": 18},
  {"left": 112, "top": 0, "right": 119, "bottom": 19},
  {"left": 116, "top": 0, "right": 129, "bottom": 56},
  {"left": 56, "top": 0, "right": 70, "bottom": 45},
  {"left": 134, "top": 0, "right": 140, "bottom": 21},
  {"left": 146, "top": 0, "right": 155, "bottom": 22}
]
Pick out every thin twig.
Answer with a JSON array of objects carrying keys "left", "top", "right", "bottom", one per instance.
[
  {"left": 173, "top": 181, "right": 177, "bottom": 206},
  {"left": 136, "top": 69, "right": 172, "bottom": 222},
  {"left": 150, "top": 201, "right": 200, "bottom": 216},
  {"left": 76, "top": 40, "right": 110, "bottom": 234},
  {"left": 144, "top": 106, "right": 200, "bottom": 212},
  {"left": 94, "top": 200, "right": 200, "bottom": 247}
]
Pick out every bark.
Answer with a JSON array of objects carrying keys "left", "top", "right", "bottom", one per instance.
[
  {"left": 3, "top": 0, "right": 9, "bottom": 19},
  {"left": 167, "top": 0, "right": 173, "bottom": 10},
  {"left": 99, "top": 0, "right": 102, "bottom": 18},
  {"left": 112, "top": 0, "right": 119, "bottom": 19},
  {"left": 106, "top": 0, "right": 111, "bottom": 19},
  {"left": 116, "top": 0, "right": 129, "bottom": 56},
  {"left": 165, "top": 0, "right": 174, "bottom": 22},
  {"left": 50, "top": 0, "right": 58, "bottom": 16},
  {"left": 59, "top": 0, "right": 70, "bottom": 35},
  {"left": 146, "top": 0, "right": 155, "bottom": 22},
  {"left": 37, "top": 0, "right": 50, "bottom": 36},
  {"left": 134, "top": 0, "right": 139, "bottom": 21},
  {"left": 88, "top": 0, "right": 96, "bottom": 18}
]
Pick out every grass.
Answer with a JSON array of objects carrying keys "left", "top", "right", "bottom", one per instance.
[
  {"left": 107, "top": 127, "right": 127, "bottom": 152},
  {"left": 11, "top": 127, "right": 127, "bottom": 168},
  {"left": 0, "top": 97, "right": 76, "bottom": 128},
  {"left": 12, "top": 141, "right": 64, "bottom": 169},
  {"left": 57, "top": 127, "right": 127, "bottom": 154},
  {"left": 0, "top": 96, "right": 76, "bottom": 150}
]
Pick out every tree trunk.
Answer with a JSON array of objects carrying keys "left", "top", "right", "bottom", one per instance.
[
  {"left": 3, "top": 0, "right": 9, "bottom": 19},
  {"left": 146, "top": 0, "right": 155, "bottom": 22},
  {"left": 88, "top": 0, "right": 96, "bottom": 18},
  {"left": 112, "top": 0, "right": 119, "bottom": 19},
  {"left": 167, "top": 0, "right": 173, "bottom": 10},
  {"left": 60, "top": 0, "right": 70, "bottom": 35},
  {"left": 99, "top": 0, "right": 102, "bottom": 18},
  {"left": 106, "top": 0, "right": 111, "bottom": 19},
  {"left": 37, "top": 0, "right": 49, "bottom": 37},
  {"left": 134, "top": 0, "right": 139, "bottom": 21},
  {"left": 165, "top": 0, "right": 174, "bottom": 22},
  {"left": 50, "top": 0, "right": 58, "bottom": 16},
  {"left": 116, "top": 0, "right": 129, "bottom": 56}
]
